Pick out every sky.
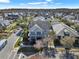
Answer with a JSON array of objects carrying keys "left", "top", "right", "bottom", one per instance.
[{"left": 0, "top": 0, "right": 79, "bottom": 9}]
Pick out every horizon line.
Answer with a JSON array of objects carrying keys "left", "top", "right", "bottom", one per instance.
[{"left": 0, "top": 7, "right": 79, "bottom": 10}]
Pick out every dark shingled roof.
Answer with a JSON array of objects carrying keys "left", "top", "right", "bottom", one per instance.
[{"left": 29, "top": 20, "right": 51, "bottom": 31}]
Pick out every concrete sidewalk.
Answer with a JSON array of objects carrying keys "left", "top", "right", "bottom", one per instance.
[{"left": 8, "top": 48, "right": 19, "bottom": 59}]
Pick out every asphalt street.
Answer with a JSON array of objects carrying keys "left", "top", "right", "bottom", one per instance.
[{"left": 0, "top": 30, "right": 20, "bottom": 59}]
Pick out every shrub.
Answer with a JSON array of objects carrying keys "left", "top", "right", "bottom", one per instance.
[{"left": 14, "top": 37, "right": 21, "bottom": 48}]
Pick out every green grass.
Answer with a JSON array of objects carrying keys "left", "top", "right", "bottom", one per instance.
[{"left": 14, "top": 37, "right": 21, "bottom": 48}]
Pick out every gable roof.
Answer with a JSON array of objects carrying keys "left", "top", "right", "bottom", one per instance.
[
  {"left": 0, "top": 21, "right": 5, "bottom": 27},
  {"left": 33, "top": 16, "right": 45, "bottom": 21},
  {"left": 52, "top": 22, "right": 79, "bottom": 37},
  {"left": 0, "top": 23, "right": 3, "bottom": 29},
  {"left": 52, "top": 23, "right": 65, "bottom": 35},
  {"left": 29, "top": 20, "right": 51, "bottom": 31},
  {"left": 0, "top": 20, "right": 10, "bottom": 26},
  {"left": 30, "top": 24, "right": 43, "bottom": 32},
  {"left": 63, "top": 15, "right": 75, "bottom": 20}
]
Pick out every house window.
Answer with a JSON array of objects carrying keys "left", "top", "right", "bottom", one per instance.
[
  {"left": 64, "top": 29, "right": 70, "bottom": 36},
  {"left": 31, "top": 32, "right": 35, "bottom": 35},
  {"left": 73, "top": 40, "right": 79, "bottom": 47},
  {"left": 64, "top": 32, "right": 70, "bottom": 36},
  {"left": 31, "top": 36, "right": 35, "bottom": 40},
  {"left": 37, "top": 32, "right": 41, "bottom": 35},
  {"left": 57, "top": 36, "right": 61, "bottom": 40}
]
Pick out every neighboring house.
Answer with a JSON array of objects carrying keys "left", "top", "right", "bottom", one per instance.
[
  {"left": 62, "top": 15, "right": 79, "bottom": 24},
  {"left": 62, "top": 15, "right": 75, "bottom": 21},
  {"left": 0, "top": 23, "right": 4, "bottom": 30},
  {"left": 33, "top": 16, "right": 51, "bottom": 21},
  {"left": 71, "top": 20, "right": 79, "bottom": 24},
  {"left": 0, "top": 14, "right": 12, "bottom": 27},
  {"left": 52, "top": 22, "right": 79, "bottom": 39},
  {"left": 0, "top": 15, "right": 4, "bottom": 21},
  {"left": 4, "top": 13, "right": 19, "bottom": 20},
  {"left": 55, "top": 13, "right": 63, "bottom": 17},
  {"left": 28, "top": 20, "right": 51, "bottom": 41},
  {"left": 7, "top": 14, "right": 19, "bottom": 20},
  {"left": 75, "top": 14, "right": 79, "bottom": 20},
  {"left": 52, "top": 22, "right": 79, "bottom": 47},
  {"left": 0, "top": 21, "right": 6, "bottom": 31},
  {"left": 0, "top": 20, "right": 11, "bottom": 28}
]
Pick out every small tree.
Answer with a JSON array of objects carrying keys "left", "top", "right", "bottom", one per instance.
[
  {"left": 33, "top": 40, "right": 43, "bottom": 50},
  {"left": 61, "top": 19, "right": 74, "bottom": 26},
  {"left": 74, "top": 24, "right": 79, "bottom": 32},
  {"left": 48, "top": 31, "right": 55, "bottom": 39},
  {"left": 22, "top": 29, "right": 29, "bottom": 43},
  {"left": 60, "top": 36, "right": 75, "bottom": 57}
]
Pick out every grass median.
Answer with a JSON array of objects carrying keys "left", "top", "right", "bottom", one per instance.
[
  {"left": 13, "top": 37, "right": 21, "bottom": 48},
  {"left": 13, "top": 36, "right": 22, "bottom": 48}
]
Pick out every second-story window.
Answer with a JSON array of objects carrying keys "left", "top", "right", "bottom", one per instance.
[
  {"left": 31, "top": 32, "right": 35, "bottom": 35},
  {"left": 64, "top": 29, "right": 70, "bottom": 36},
  {"left": 37, "top": 32, "right": 41, "bottom": 35}
]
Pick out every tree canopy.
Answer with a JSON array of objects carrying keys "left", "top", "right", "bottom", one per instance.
[{"left": 60, "top": 36, "right": 75, "bottom": 49}]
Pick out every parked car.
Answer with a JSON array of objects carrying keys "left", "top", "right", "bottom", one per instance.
[{"left": 0, "top": 39, "right": 7, "bottom": 51}]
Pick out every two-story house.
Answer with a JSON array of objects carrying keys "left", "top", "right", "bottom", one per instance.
[
  {"left": 52, "top": 22, "right": 79, "bottom": 47},
  {"left": 28, "top": 20, "right": 51, "bottom": 42}
]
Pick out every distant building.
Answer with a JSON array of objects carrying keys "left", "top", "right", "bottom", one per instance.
[
  {"left": 0, "top": 16, "right": 3, "bottom": 21},
  {"left": 0, "top": 20, "right": 11, "bottom": 30},
  {"left": 63, "top": 15, "right": 75, "bottom": 21},
  {"left": 0, "top": 20, "right": 11, "bottom": 26},
  {"left": 33, "top": 16, "right": 51, "bottom": 21},
  {"left": 75, "top": 14, "right": 79, "bottom": 20},
  {"left": 4, "top": 13, "right": 19, "bottom": 20},
  {"left": 55, "top": 13, "right": 63, "bottom": 17}
]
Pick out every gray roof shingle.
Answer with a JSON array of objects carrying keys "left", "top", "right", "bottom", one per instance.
[{"left": 29, "top": 20, "right": 51, "bottom": 31}]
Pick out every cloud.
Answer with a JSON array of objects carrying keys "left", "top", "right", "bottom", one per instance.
[
  {"left": 20, "top": 3, "right": 27, "bottom": 6},
  {"left": 20, "top": 0, "right": 53, "bottom": 6},
  {"left": 55, "top": 3, "right": 63, "bottom": 5},
  {"left": 1, "top": 5, "right": 79, "bottom": 9},
  {"left": 0, "top": 0, "right": 10, "bottom": 3},
  {"left": 27, "top": 2, "right": 48, "bottom": 5},
  {"left": 46, "top": 0, "right": 52, "bottom": 2}
]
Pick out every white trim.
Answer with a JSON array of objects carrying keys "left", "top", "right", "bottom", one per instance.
[
  {"left": 52, "top": 22, "right": 79, "bottom": 37},
  {"left": 30, "top": 24, "right": 43, "bottom": 32}
]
